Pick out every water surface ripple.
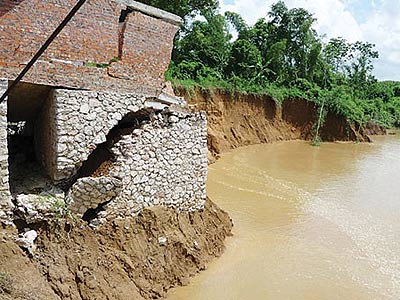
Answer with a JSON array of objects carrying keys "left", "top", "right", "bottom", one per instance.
[{"left": 167, "top": 134, "right": 400, "bottom": 300}]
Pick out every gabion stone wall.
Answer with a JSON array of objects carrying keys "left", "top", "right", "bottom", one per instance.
[
  {"left": 0, "top": 82, "right": 208, "bottom": 224},
  {"left": 109, "top": 111, "right": 208, "bottom": 215},
  {"left": 35, "top": 90, "right": 58, "bottom": 181},
  {"left": 0, "top": 79, "right": 13, "bottom": 224},
  {"left": 68, "top": 111, "right": 208, "bottom": 220},
  {"left": 51, "top": 89, "right": 148, "bottom": 181},
  {"left": 67, "top": 177, "right": 122, "bottom": 215}
]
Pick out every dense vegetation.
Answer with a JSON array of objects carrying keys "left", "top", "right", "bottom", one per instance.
[{"left": 144, "top": 0, "right": 400, "bottom": 129}]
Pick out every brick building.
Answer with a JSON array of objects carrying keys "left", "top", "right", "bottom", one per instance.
[
  {"left": 0, "top": 1, "right": 208, "bottom": 225},
  {"left": 0, "top": 0, "right": 181, "bottom": 95}
]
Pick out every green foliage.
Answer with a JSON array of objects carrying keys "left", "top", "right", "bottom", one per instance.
[
  {"left": 225, "top": 11, "right": 248, "bottom": 35},
  {"left": 226, "top": 39, "right": 262, "bottom": 79},
  {"left": 36, "top": 192, "right": 75, "bottom": 222},
  {"left": 50, "top": 198, "right": 74, "bottom": 222},
  {"left": 84, "top": 62, "right": 109, "bottom": 68},
  {"left": 165, "top": 1, "right": 398, "bottom": 130},
  {"left": 173, "top": 13, "right": 232, "bottom": 77},
  {"left": 363, "top": 82, "right": 400, "bottom": 127},
  {"left": 266, "top": 2, "right": 322, "bottom": 82},
  {"left": 345, "top": 41, "right": 379, "bottom": 87},
  {"left": 109, "top": 57, "right": 120, "bottom": 64},
  {"left": 323, "top": 37, "right": 349, "bottom": 73},
  {"left": 84, "top": 57, "right": 120, "bottom": 69},
  {"left": 311, "top": 135, "right": 322, "bottom": 147},
  {"left": 0, "top": 272, "right": 12, "bottom": 294},
  {"left": 138, "top": 0, "right": 218, "bottom": 18}
]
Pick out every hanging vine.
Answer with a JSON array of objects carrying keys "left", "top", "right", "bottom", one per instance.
[{"left": 312, "top": 101, "right": 327, "bottom": 146}]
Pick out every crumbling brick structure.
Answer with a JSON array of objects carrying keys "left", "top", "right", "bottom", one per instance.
[
  {"left": 0, "top": 0, "right": 181, "bottom": 96},
  {"left": 0, "top": 1, "right": 208, "bottom": 225}
]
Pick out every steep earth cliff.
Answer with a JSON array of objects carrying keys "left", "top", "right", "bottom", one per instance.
[
  {"left": 0, "top": 198, "right": 232, "bottom": 300},
  {"left": 178, "top": 89, "right": 377, "bottom": 160},
  {"left": 0, "top": 88, "right": 387, "bottom": 300}
]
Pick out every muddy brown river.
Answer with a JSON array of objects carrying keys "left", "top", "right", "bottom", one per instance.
[{"left": 166, "top": 133, "right": 400, "bottom": 300}]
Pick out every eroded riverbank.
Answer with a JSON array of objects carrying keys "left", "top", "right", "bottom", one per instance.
[
  {"left": 167, "top": 134, "right": 400, "bottom": 300},
  {"left": 0, "top": 198, "right": 232, "bottom": 300}
]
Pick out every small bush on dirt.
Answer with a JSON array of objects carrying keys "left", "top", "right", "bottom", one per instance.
[
  {"left": 50, "top": 198, "right": 74, "bottom": 222},
  {"left": 0, "top": 271, "right": 13, "bottom": 294}
]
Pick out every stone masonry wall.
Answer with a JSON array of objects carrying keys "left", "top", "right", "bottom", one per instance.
[
  {"left": 0, "top": 79, "right": 13, "bottom": 224},
  {"left": 67, "top": 111, "right": 208, "bottom": 220},
  {"left": 52, "top": 89, "right": 149, "bottom": 181},
  {"left": 0, "top": 82, "right": 208, "bottom": 222},
  {"left": 35, "top": 90, "right": 58, "bottom": 179},
  {"left": 0, "top": 0, "right": 180, "bottom": 96},
  {"left": 68, "top": 177, "right": 122, "bottom": 216},
  {"left": 107, "top": 112, "right": 208, "bottom": 216}
]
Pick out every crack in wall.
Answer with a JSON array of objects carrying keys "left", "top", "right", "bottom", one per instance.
[
  {"left": 62, "top": 108, "right": 156, "bottom": 191},
  {"left": 81, "top": 199, "right": 113, "bottom": 224},
  {"left": 118, "top": 7, "right": 134, "bottom": 60},
  {"left": 63, "top": 108, "right": 205, "bottom": 221},
  {"left": 3, "top": 84, "right": 206, "bottom": 227},
  {"left": 65, "top": 108, "right": 179, "bottom": 221}
]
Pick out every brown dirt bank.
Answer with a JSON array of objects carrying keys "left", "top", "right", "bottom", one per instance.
[
  {"left": 0, "top": 198, "right": 233, "bottom": 300},
  {"left": 364, "top": 120, "right": 387, "bottom": 136},
  {"left": 178, "top": 89, "right": 377, "bottom": 160}
]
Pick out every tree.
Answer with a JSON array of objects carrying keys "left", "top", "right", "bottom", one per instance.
[
  {"left": 171, "top": 13, "right": 231, "bottom": 80},
  {"left": 226, "top": 39, "right": 262, "bottom": 79},
  {"left": 224, "top": 11, "right": 249, "bottom": 36},
  {"left": 265, "top": 1, "right": 322, "bottom": 82},
  {"left": 345, "top": 41, "right": 379, "bottom": 86},
  {"left": 323, "top": 37, "right": 350, "bottom": 73},
  {"left": 139, "top": 0, "right": 218, "bottom": 18}
]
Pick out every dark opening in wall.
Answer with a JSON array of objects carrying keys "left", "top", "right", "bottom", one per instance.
[
  {"left": 81, "top": 200, "right": 112, "bottom": 224},
  {"left": 66, "top": 109, "right": 154, "bottom": 190},
  {"left": 119, "top": 7, "right": 133, "bottom": 23},
  {"left": 7, "top": 82, "right": 53, "bottom": 195},
  {"left": 118, "top": 7, "right": 134, "bottom": 59}
]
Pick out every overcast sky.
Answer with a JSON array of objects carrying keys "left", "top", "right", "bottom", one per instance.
[{"left": 220, "top": 0, "right": 400, "bottom": 81}]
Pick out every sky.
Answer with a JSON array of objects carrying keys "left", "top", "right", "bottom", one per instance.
[{"left": 219, "top": 0, "right": 400, "bottom": 81}]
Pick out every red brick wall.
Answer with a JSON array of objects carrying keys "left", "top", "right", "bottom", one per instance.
[{"left": 0, "top": 0, "right": 179, "bottom": 96}]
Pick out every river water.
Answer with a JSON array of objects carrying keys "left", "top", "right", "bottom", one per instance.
[{"left": 166, "top": 133, "right": 400, "bottom": 300}]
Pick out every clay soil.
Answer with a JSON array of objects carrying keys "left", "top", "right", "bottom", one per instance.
[
  {"left": 0, "top": 198, "right": 232, "bottom": 300},
  {"left": 0, "top": 89, "right": 386, "bottom": 300},
  {"left": 179, "top": 89, "right": 374, "bottom": 161}
]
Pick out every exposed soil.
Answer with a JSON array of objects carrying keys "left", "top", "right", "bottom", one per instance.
[
  {"left": 364, "top": 120, "right": 387, "bottom": 136},
  {"left": 178, "top": 89, "right": 372, "bottom": 161},
  {"left": 0, "top": 88, "right": 386, "bottom": 300},
  {"left": 0, "top": 231, "right": 58, "bottom": 300},
  {"left": 0, "top": 198, "right": 233, "bottom": 300}
]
